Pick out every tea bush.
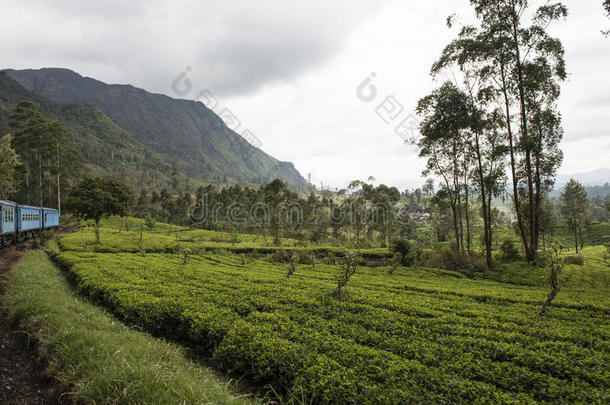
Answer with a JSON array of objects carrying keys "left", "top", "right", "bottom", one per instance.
[{"left": 54, "top": 218, "right": 610, "bottom": 404}]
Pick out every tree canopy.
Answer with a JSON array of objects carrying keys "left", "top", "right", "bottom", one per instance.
[
  {"left": 0, "top": 134, "right": 21, "bottom": 199},
  {"left": 66, "top": 177, "right": 133, "bottom": 225}
]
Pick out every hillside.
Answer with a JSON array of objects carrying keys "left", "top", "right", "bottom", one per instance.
[
  {"left": 4, "top": 68, "right": 307, "bottom": 188},
  {"left": 556, "top": 168, "right": 610, "bottom": 187},
  {"left": 0, "top": 72, "right": 183, "bottom": 191}
]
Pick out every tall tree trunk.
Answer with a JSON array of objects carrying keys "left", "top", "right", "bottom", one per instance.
[
  {"left": 453, "top": 142, "right": 464, "bottom": 253},
  {"left": 511, "top": 9, "right": 537, "bottom": 261},
  {"left": 464, "top": 176, "right": 471, "bottom": 254},
  {"left": 38, "top": 151, "right": 43, "bottom": 207},
  {"left": 474, "top": 131, "right": 492, "bottom": 269},
  {"left": 534, "top": 150, "right": 542, "bottom": 250},
  {"left": 573, "top": 206, "right": 579, "bottom": 254},
  {"left": 451, "top": 202, "right": 460, "bottom": 250},
  {"left": 500, "top": 62, "right": 529, "bottom": 257},
  {"left": 25, "top": 152, "right": 30, "bottom": 205}
]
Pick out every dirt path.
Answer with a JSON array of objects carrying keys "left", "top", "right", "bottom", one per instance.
[{"left": 0, "top": 244, "right": 63, "bottom": 405}]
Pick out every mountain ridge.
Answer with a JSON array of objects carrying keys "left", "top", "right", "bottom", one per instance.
[
  {"left": 3, "top": 67, "right": 307, "bottom": 188},
  {"left": 556, "top": 168, "right": 610, "bottom": 187}
]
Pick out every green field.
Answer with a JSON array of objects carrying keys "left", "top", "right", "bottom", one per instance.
[
  {"left": 54, "top": 218, "right": 610, "bottom": 404},
  {"left": 59, "top": 217, "right": 392, "bottom": 258}
]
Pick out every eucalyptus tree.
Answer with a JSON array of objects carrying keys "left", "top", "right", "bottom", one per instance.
[
  {"left": 263, "top": 178, "right": 289, "bottom": 245},
  {"left": 9, "top": 100, "right": 83, "bottom": 210},
  {"left": 602, "top": 0, "right": 610, "bottom": 37},
  {"left": 417, "top": 82, "right": 471, "bottom": 252},
  {"left": 0, "top": 134, "right": 21, "bottom": 199},
  {"left": 9, "top": 100, "right": 42, "bottom": 204},
  {"left": 423, "top": 178, "right": 435, "bottom": 195},
  {"left": 345, "top": 180, "right": 367, "bottom": 249},
  {"left": 560, "top": 179, "right": 589, "bottom": 254},
  {"left": 432, "top": 0, "right": 567, "bottom": 261}
]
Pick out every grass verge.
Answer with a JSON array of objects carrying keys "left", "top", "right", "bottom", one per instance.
[{"left": 2, "top": 249, "right": 257, "bottom": 405}]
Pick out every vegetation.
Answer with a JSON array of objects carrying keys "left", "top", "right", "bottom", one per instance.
[
  {"left": 389, "top": 238, "right": 418, "bottom": 266},
  {"left": 0, "top": 2, "right": 607, "bottom": 403},
  {"left": 561, "top": 179, "right": 590, "bottom": 253},
  {"left": 8, "top": 100, "right": 83, "bottom": 208},
  {"left": 539, "top": 247, "right": 565, "bottom": 315},
  {"left": 0, "top": 133, "right": 20, "bottom": 199},
  {"left": 2, "top": 250, "right": 255, "bottom": 404},
  {"left": 422, "top": 0, "right": 568, "bottom": 265},
  {"left": 52, "top": 218, "right": 609, "bottom": 404},
  {"left": 499, "top": 239, "right": 520, "bottom": 263},
  {"left": 65, "top": 177, "right": 133, "bottom": 241}
]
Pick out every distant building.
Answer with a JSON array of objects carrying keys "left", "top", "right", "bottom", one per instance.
[{"left": 409, "top": 212, "right": 430, "bottom": 224}]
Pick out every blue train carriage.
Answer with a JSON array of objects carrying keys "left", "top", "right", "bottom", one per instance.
[
  {"left": 1, "top": 200, "right": 17, "bottom": 247},
  {"left": 42, "top": 207, "right": 59, "bottom": 229},
  {"left": 17, "top": 204, "right": 43, "bottom": 241}
]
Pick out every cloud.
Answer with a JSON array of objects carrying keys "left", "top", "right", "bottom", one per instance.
[
  {"left": 1, "top": 0, "right": 608, "bottom": 190},
  {"left": 0, "top": 0, "right": 390, "bottom": 97}
]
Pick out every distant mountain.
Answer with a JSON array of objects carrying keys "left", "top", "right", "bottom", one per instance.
[
  {"left": 3, "top": 68, "right": 306, "bottom": 188},
  {"left": 0, "top": 72, "right": 181, "bottom": 191},
  {"left": 556, "top": 168, "right": 610, "bottom": 187}
]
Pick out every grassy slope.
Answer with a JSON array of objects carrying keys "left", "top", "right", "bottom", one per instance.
[{"left": 2, "top": 249, "right": 256, "bottom": 405}]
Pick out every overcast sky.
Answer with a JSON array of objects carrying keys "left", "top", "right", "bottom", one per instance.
[{"left": 2, "top": 0, "right": 609, "bottom": 190}]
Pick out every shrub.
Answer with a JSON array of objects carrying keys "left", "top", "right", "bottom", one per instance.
[
  {"left": 390, "top": 238, "right": 419, "bottom": 266},
  {"left": 335, "top": 250, "right": 359, "bottom": 298},
  {"left": 324, "top": 251, "right": 337, "bottom": 265},
  {"left": 286, "top": 257, "right": 296, "bottom": 279},
  {"left": 229, "top": 232, "right": 240, "bottom": 245},
  {"left": 295, "top": 250, "right": 312, "bottom": 265},
  {"left": 144, "top": 215, "right": 156, "bottom": 231},
  {"left": 388, "top": 253, "right": 401, "bottom": 275},
  {"left": 182, "top": 247, "right": 192, "bottom": 264},
  {"left": 499, "top": 239, "right": 520, "bottom": 262},
  {"left": 269, "top": 249, "right": 293, "bottom": 263},
  {"left": 437, "top": 246, "right": 487, "bottom": 274},
  {"left": 562, "top": 255, "right": 584, "bottom": 266},
  {"left": 40, "top": 230, "right": 53, "bottom": 245}
]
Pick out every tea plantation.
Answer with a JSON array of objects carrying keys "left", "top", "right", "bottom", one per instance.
[{"left": 55, "top": 219, "right": 610, "bottom": 404}]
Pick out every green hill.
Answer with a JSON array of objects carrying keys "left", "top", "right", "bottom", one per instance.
[
  {"left": 0, "top": 72, "right": 181, "bottom": 191},
  {"left": 3, "top": 68, "right": 307, "bottom": 188}
]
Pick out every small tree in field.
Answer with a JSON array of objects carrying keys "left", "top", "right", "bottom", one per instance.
[
  {"left": 335, "top": 250, "right": 360, "bottom": 298},
  {"left": 560, "top": 179, "right": 589, "bottom": 253},
  {"left": 390, "top": 238, "right": 418, "bottom": 266},
  {"left": 388, "top": 253, "right": 401, "bottom": 275},
  {"left": 499, "top": 239, "right": 520, "bottom": 262},
  {"left": 182, "top": 247, "right": 192, "bottom": 265},
  {"left": 66, "top": 177, "right": 133, "bottom": 242},
  {"left": 286, "top": 256, "right": 296, "bottom": 279},
  {"left": 144, "top": 215, "right": 156, "bottom": 231},
  {"left": 539, "top": 247, "right": 565, "bottom": 316}
]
